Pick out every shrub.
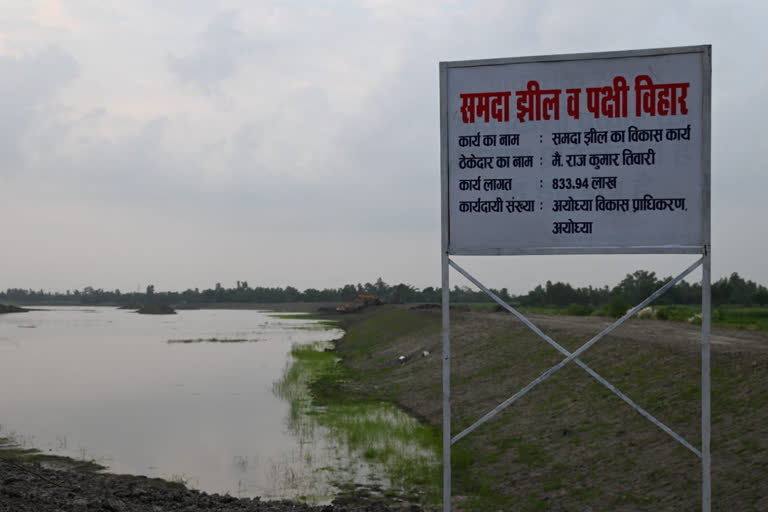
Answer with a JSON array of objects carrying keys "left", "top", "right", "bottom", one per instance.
[
  {"left": 606, "top": 296, "right": 630, "bottom": 318},
  {"left": 566, "top": 303, "right": 594, "bottom": 316}
]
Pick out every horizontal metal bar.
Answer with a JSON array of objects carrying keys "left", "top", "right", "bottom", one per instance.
[
  {"left": 449, "top": 246, "right": 705, "bottom": 256},
  {"left": 449, "top": 257, "right": 704, "bottom": 445},
  {"left": 440, "top": 45, "right": 710, "bottom": 69}
]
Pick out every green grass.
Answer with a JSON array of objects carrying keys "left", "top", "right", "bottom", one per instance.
[
  {"left": 514, "top": 304, "right": 768, "bottom": 330},
  {"left": 649, "top": 305, "right": 768, "bottom": 330},
  {"left": 273, "top": 336, "right": 443, "bottom": 506},
  {"left": 289, "top": 324, "right": 338, "bottom": 331},
  {"left": 712, "top": 306, "right": 768, "bottom": 330},
  {"left": 269, "top": 313, "right": 340, "bottom": 330},
  {"left": 167, "top": 337, "right": 253, "bottom": 343},
  {"left": 269, "top": 313, "right": 321, "bottom": 320}
]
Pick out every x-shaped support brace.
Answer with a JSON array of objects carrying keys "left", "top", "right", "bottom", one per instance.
[{"left": 448, "top": 257, "right": 704, "bottom": 458}]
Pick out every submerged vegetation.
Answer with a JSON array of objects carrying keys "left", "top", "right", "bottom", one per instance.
[
  {"left": 0, "top": 431, "right": 105, "bottom": 472},
  {"left": 167, "top": 337, "right": 254, "bottom": 344},
  {"left": 269, "top": 314, "right": 339, "bottom": 330},
  {"left": 273, "top": 341, "right": 442, "bottom": 506},
  {"left": 268, "top": 313, "right": 318, "bottom": 320}
]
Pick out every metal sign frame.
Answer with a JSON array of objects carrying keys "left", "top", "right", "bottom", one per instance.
[{"left": 439, "top": 45, "right": 711, "bottom": 512}]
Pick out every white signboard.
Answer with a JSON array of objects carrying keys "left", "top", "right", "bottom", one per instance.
[{"left": 440, "top": 46, "right": 711, "bottom": 255}]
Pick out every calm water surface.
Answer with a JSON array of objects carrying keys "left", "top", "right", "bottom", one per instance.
[{"left": 0, "top": 307, "right": 360, "bottom": 500}]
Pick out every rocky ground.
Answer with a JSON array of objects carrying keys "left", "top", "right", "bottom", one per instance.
[{"left": 0, "top": 460, "right": 422, "bottom": 512}]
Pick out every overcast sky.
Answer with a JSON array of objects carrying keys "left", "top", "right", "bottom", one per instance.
[{"left": 1, "top": 1, "right": 766, "bottom": 294}]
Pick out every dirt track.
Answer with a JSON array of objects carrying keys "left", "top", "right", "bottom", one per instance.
[{"left": 523, "top": 313, "right": 768, "bottom": 353}]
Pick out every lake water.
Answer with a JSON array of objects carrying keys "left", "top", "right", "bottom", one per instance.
[{"left": 0, "top": 306, "right": 370, "bottom": 500}]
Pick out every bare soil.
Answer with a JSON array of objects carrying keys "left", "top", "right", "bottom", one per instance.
[{"left": 524, "top": 312, "right": 768, "bottom": 354}]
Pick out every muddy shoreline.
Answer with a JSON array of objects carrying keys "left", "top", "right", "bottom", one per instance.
[
  {"left": 0, "top": 306, "right": 423, "bottom": 511},
  {"left": 0, "top": 459, "right": 421, "bottom": 511}
]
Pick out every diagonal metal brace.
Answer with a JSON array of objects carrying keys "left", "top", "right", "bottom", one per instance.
[{"left": 449, "top": 257, "right": 704, "bottom": 457}]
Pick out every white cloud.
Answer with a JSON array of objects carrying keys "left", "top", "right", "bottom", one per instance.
[
  {"left": 168, "top": 10, "right": 255, "bottom": 93},
  {"left": 0, "top": 45, "right": 78, "bottom": 172},
  {"left": 1, "top": 0, "right": 768, "bottom": 291}
]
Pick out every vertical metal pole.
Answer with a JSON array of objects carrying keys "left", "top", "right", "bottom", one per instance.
[
  {"left": 441, "top": 252, "right": 451, "bottom": 512},
  {"left": 701, "top": 45, "right": 712, "bottom": 512},
  {"left": 438, "top": 60, "right": 451, "bottom": 512},
  {"left": 701, "top": 247, "right": 711, "bottom": 512}
]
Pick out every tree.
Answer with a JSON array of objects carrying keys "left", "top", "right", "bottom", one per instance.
[
  {"left": 303, "top": 288, "right": 321, "bottom": 302},
  {"left": 340, "top": 284, "right": 358, "bottom": 301},
  {"left": 391, "top": 283, "right": 415, "bottom": 304},
  {"left": 606, "top": 296, "right": 629, "bottom": 318},
  {"left": 612, "top": 270, "right": 659, "bottom": 305},
  {"left": 752, "top": 287, "right": 768, "bottom": 306},
  {"left": 284, "top": 286, "right": 301, "bottom": 302},
  {"left": 374, "top": 278, "right": 388, "bottom": 297},
  {"left": 420, "top": 286, "right": 440, "bottom": 303}
]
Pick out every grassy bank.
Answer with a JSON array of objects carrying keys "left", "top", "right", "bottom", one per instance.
[
  {"left": 312, "top": 306, "right": 767, "bottom": 511},
  {"left": 269, "top": 313, "right": 339, "bottom": 330},
  {"left": 273, "top": 341, "right": 442, "bottom": 505}
]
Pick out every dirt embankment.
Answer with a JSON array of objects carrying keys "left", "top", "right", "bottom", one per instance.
[
  {"left": 324, "top": 307, "right": 768, "bottom": 511},
  {"left": 136, "top": 303, "right": 176, "bottom": 315}
]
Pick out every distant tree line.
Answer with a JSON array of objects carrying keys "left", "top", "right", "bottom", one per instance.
[
  {"left": 518, "top": 270, "right": 768, "bottom": 308},
  {"left": 2, "top": 271, "right": 766, "bottom": 308},
  {"left": 0, "top": 278, "right": 500, "bottom": 306}
]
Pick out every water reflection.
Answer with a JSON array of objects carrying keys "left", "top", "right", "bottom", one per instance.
[
  {"left": 0, "top": 307, "right": 342, "bottom": 499},
  {"left": 0, "top": 307, "right": 438, "bottom": 503}
]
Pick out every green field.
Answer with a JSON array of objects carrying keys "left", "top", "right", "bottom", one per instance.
[{"left": 456, "top": 303, "right": 768, "bottom": 331}]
